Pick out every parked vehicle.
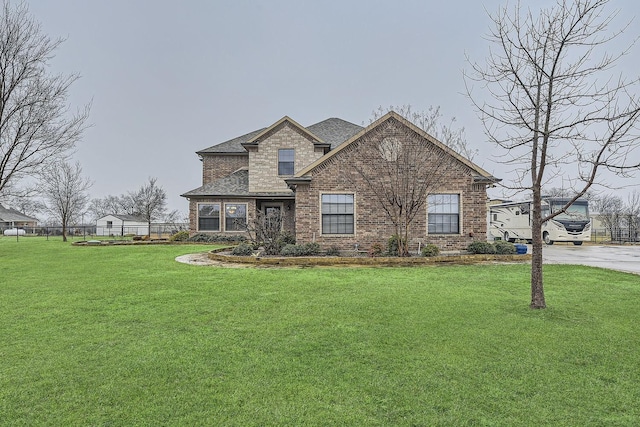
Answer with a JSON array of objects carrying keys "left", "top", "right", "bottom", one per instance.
[{"left": 490, "top": 198, "right": 591, "bottom": 245}]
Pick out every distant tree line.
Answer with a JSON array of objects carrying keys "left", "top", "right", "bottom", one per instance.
[{"left": 592, "top": 191, "right": 640, "bottom": 242}]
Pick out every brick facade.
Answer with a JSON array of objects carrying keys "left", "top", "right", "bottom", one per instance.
[
  {"left": 185, "top": 114, "right": 494, "bottom": 251},
  {"left": 202, "top": 154, "right": 248, "bottom": 184},
  {"left": 293, "top": 125, "right": 489, "bottom": 252}
]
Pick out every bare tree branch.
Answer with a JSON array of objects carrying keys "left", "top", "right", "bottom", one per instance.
[
  {"left": 0, "top": 1, "right": 90, "bottom": 198},
  {"left": 345, "top": 110, "right": 457, "bottom": 256},
  {"left": 466, "top": 0, "right": 640, "bottom": 308},
  {"left": 40, "top": 160, "right": 91, "bottom": 242},
  {"left": 129, "top": 177, "right": 167, "bottom": 237}
]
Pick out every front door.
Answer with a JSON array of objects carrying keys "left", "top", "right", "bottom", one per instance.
[{"left": 262, "top": 204, "right": 283, "bottom": 229}]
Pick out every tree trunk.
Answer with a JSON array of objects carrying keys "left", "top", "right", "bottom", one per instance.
[
  {"left": 62, "top": 224, "right": 68, "bottom": 242},
  {"left": 530, "top": 190, "right": 546, "bottom": 309}
]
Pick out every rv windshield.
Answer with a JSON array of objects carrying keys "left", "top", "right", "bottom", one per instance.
[{"left": 550, "top": 201, "right": 589, "bottom": 221}]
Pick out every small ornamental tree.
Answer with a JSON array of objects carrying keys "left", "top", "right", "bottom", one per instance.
[
  {"left": 345, "top": 107, "right": 470, "bottom": 257},
  {"left": 467, "top": 0, "right": 640, "bottom": 308},
  {"left": 245, "top": 209, "right": 285, "bottom": 255}
]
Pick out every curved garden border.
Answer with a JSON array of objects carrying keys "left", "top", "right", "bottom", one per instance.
[{"left": 208, "top": 247, "right": 532, "bottom": 267}]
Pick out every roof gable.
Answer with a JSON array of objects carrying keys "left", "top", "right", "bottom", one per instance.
[
  {"left": 243, "top": 116, "right": 326, "bottom": 147},
  {"left": 195, "top": 116, "right": 363, "bottom": 156},
  {"left": 294, "top": 111, "right": 497, "bottom": 181}
]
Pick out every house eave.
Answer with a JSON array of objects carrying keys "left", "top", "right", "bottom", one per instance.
[
  {"left": 474, "top": 176, "right": 501, "bottom": 185},
  {"left": 284, "top": 176, "right": 312, "bottom": 190},
  {"left": 196, "top": 151, "right": 249, "bottom": 156}
]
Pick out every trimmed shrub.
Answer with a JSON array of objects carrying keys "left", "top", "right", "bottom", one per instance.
[
  {"left": 276, "top": 232, "right": 296, "bottom": 248},
  {"left": 368, "top": 242, "right": 384, "bottom": 257},
  {"left": 280, "top": 242, "right": 321, "bottom": 257},
  {"left": 325, "top": 245, "right": 341, "bottom": 256},
  {"left": 231, "top": 242, "right": 254, "bottom": 256},
  {"left": 303, "top": 242, "right": 320, "bottom": 256},
  {"left": 494, "top": 241, "right": 517, "bottom": 255},
  {"left": 280, "top": 244, "right": 306, "bottom": 257},
  {"left": 467, "top": 241, "right": 496, "bottom": 254},
  {"left": 386, "top": 235, "right": 406, "bottom": 256},
  {"left": 170, "top": 230, "right": 190, "bottom": 242},
  {"left": 421, "top": 244, "right": 440, "bottom": 257},
  {"left": 187, "top": 233, "right": 246, "bottom": 243}
]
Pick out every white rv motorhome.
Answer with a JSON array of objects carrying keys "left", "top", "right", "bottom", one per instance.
[{"left": 490, "top": 198, "right": 591, "bottom": 245}]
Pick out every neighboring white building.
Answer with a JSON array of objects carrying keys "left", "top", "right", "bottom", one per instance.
[{"left": 96, "top": 215, "right": 148, "bottom": 236}]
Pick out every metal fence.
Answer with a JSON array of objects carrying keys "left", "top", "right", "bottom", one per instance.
[
  {"left": 591, "top": 228, "right": 639, "bottom": 243},
  {"left": 1, "top": 223, "right": 189, "bottom": 239}
]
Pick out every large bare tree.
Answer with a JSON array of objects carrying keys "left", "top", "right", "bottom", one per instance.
[
  {"left": 348, "top": 108, "right": 466, "bottom": 256},
  {"left": 466, "top": 0, "right": 640, "bottom": 308},
  {"left": 41, "top": 161, "right": 91, "bottom": 242},
  {"left": 0, "top": 1, "right": 90, "bottom": 199},
  {"left": 129, "top": 177, "right": 167, "bottom": 238}
]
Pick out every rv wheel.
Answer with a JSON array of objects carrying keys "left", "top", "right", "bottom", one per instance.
[
  {"left": 504, "top": 232, "right": 514, "bottom": 243},
  {"left": 543, "top": 232, "right": 554, "bottom": 245},
  {"left": 573, "top": 241, "right": 583, "bottom": 246}
]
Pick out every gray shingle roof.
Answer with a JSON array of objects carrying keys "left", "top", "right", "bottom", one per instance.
[
  {"left": 195, "top": 117, "right": 362, "bottom": 154},
  {"left": 181, "top": 169, "right": 293, "bottom": 198},
  {"left": 196, "top": 128, "right": 265, "bottom": 155},
  {"left": 0, "top": 204, "right": 38, "bottom": 222},
  {"left": 306, "top": 118, "right": 363, "bottom": 149}
]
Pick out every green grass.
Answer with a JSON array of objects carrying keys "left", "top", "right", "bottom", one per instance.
[{"left": 1, "top": 237, "right": 639, "bottom": 426}]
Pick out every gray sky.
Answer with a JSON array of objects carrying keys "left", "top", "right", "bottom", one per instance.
[{"left": 27, "top": 0, "right": 640, "bottom": 213}]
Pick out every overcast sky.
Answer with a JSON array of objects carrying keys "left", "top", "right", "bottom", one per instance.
[{"left": 26, "top": 0, "right": 640, "bottom": 213}]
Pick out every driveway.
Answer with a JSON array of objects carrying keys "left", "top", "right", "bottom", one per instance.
[{"left": 540, "top": 244, "right": 640, "bottom": 275}]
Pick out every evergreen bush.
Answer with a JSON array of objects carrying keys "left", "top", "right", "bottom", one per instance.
[
  {"left": 386, "top": 235, "right": 406, "bottom": 256},
  {"left": 421, "top": 244, "right": 440, "bottom": 257},
  {"left": 494, "top": 241, "right": 517, "bottom": 255},
  {"left": 325, "top": 245, "right": 341, "bottom": 256},
  {"left": 231, "top": 242, "right": 254, "bottom": 256},
  {"left": 169, "top": 230, "right": 190, "bottom": 241},
  {"left": 467, "top": 241, "right": 496, "bottom": 254}
]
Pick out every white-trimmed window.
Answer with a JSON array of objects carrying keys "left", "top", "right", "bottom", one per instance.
[
  {"left": 428, "top": 194, "right": 460, "bottom": 234},
  {"left": 278, "top": 149, "right": 295, "bottom": 175},
  {"left": 198, "top": 203, "right": 221, "bottom": 231},
  {"left": 225, "top": 203, "right": 247, "bottom": 231},
  {"left": 322, "top": 194, "right": 354, "bottom": 234},
  {"left": 106, "top": 221, "right": 113, "bottom": 229}
]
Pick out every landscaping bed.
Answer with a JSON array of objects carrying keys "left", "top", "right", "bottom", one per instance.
[{"left": 208, "top": 247, "right": 532, "bottom": 267}]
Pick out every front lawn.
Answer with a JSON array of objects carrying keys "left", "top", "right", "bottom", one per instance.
[{"left": 1, "top": 237, "right": 639, "bottom": 425}]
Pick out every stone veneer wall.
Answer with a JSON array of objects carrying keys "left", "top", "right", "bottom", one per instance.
[
  {"left": 248, "top": 122, "right": 324, "bottom": 193},
  {"left": 202, "top": 154, "right": 248, "bottom": 184},
  {"left": 293, "top": 130, "right": 489, "bottom": 252}
]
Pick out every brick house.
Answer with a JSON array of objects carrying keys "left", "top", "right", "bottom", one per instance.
[{"left": 181, "top": 112, "right": 499, "bottom": 251}]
